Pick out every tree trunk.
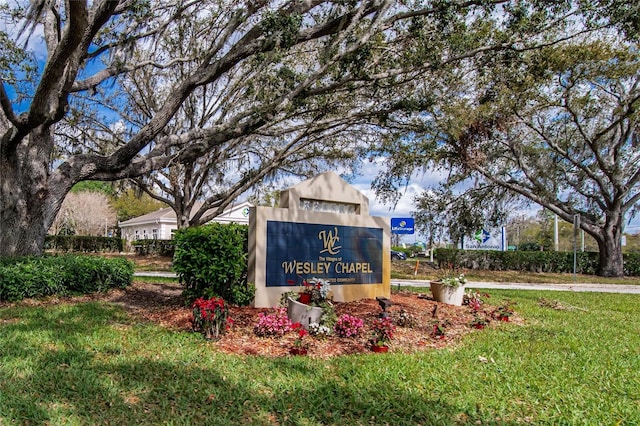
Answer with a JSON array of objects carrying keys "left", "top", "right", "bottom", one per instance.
[
  {"left": 595, "top": 224, "right": 624, "bottom": 277},
  {"left": 0, "top": 128, "right": 64, "bottom": 257}
]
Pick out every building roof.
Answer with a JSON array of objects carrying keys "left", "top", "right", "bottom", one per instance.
[
  {"left": 118, "top": 207, "right": 177, "bottom": 226},
  {"left": 118, "top": 201, "right": 252, "bottom": 227}
]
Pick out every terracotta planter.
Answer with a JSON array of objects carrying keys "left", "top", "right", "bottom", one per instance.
[
  {"left": 289, "top": 347, "right": 308, "bottom": 355},
  {"left": 287, "top": 297, "right": 324, "bottom": 329},
  {"left": 429, "top": 281, "right": 465, "bottom": 306},
  {"left": 298, "top": 293, "right": 312, "bottom": 304},
  {"left": 371, "top": 345, "right": 389, "bottom": 353}
]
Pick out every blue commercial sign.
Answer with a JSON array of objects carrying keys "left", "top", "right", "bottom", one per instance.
[
  {"left": 390, "top": 217, "right": 415, "bottom": 234},
  {"left": 265, "top": 221, "right": 383, "bottom": 287}
]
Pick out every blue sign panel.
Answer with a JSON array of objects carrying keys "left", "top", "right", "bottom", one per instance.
[
  {"left": 265, "top": 221, "right": 383, "bottom": 287},
  {"left": 390, "top": 217, "right": 415, "bottom": 234}
]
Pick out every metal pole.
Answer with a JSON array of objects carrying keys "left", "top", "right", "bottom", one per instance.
[
  {"left": 573, "top": 214, "right": 580, "bottom": 280},
  {"left": 554, "top": 214, "right": 559, "bottom": 251}
]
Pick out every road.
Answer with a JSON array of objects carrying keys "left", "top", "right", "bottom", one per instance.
[{"left": 392, "top": 279, "right": 640, "bottom": 294}]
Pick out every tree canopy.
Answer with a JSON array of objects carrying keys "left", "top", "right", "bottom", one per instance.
[
  {"left": 0, "top": 0, "right": 633, "bottom": 257},
  {"left": 374, "top": 38, "right": 640, "bottom": 276}
]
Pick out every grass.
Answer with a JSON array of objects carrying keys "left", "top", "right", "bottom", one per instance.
[{"left": 1, "top": 289, "right": 639, "bottom": 424}]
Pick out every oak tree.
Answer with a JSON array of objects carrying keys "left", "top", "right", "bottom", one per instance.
[{"left": 0, "top": 0, "right": 617, "bottom": 257}]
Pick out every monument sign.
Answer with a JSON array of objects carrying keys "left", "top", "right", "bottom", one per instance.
[{"left": 249, "top": 172, "right": 391, "bottom": 307}]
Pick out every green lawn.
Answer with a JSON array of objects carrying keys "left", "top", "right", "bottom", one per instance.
[{"left": 1, "top": 289, "right": 639, "bottom": 424}]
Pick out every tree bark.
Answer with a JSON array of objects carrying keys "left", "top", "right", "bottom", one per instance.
[
  {"left": 0, "top": 127, "right": 65, "bottom": 256},
  {"left": 595, "top": 224, "right": 625, "bottom": 277}
]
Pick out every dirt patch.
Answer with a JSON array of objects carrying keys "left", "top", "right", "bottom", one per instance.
[{"left": 16, "top": 280, "right": 515, "bottom": 358}]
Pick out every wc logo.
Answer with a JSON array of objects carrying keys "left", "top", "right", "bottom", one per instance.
[{"left": 319, "top": 227, "right": 341, "bottom": 255}]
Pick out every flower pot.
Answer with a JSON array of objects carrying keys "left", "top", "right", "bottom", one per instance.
[
  {"left": 430, "top": 281, "right": 465, "bottom": 306},
  {"left": 287, "top": 297, "right": 324, "bottom": 329},
  {"left": 371, "top": 344, "right": 389, "bottom": 353},
  {"left": 289, "top": 347, "right": 308, "bottom": 355},
  {"left": 298, "top": 293, "right": 312, "bottom": 304}
]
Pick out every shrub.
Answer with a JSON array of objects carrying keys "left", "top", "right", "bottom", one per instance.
[
  {"left": 624, "top": 252, "right": 640, "bottom": 276},
  {"left": 131, "top": 239, "right": 175, "bottom": 256},
  {"left": 0, "top": 255, "right": 134, "bottom": 302},
  {"left": 334, "top": 314, "right": 364, "bottom": 338},
  {"left": 432, "top": 248, "right": 638, "bottom": 275},
  {"left": 45, "top": 235, "right": 124, "bottom": 253},
  {"left": 173, "top": 223, "right": 254, "bottom": 305}
]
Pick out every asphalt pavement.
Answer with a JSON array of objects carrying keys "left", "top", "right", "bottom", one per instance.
[
  {"left": 133, "top": 272, "right": 640, "bottom": 294},
  {"left": 392, "top": 279, "right": 640, "bottom": 294}
]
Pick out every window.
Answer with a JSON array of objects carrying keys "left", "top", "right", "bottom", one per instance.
[{"left": 152, "top": 229, "right": 158, "bottom": 239}]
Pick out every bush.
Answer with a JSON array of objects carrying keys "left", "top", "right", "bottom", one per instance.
[
  {"left": 131, "top": 239, "right": 176, "bottom": 256},
  {"left": 625, "top": 252, "right": 640, "bottom": 276},
  {"left": 0, "top": 255, "right": 134, "bottom": 302},
  {"left": 45, "top": 235, "right": 124, "bottom": 253},
  {"left": 433, "top": 248, "right": 639, "bottom": 275},
  {"left": 173, "top": 223, "right": 254, "bottom": 305}
]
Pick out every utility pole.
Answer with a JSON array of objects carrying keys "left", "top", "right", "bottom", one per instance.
[
  {"left": 573, "top": 214, "right": 580, "bottom": 279},
  {"left": 554, "top": 214, "right": 559, "bottom": 251}
]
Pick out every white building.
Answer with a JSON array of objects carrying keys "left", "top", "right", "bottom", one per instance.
[{"left": 118, "top": 201, "right": 252, "bottom": 243}]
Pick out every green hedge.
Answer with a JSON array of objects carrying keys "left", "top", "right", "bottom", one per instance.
[
  {"left": 0, "top": 255, "right": 134, "bottom": 302},
  {"left": 434, "top": 248, "right": 640, "bottom": 276},
  {"left": 173, "top": 223, "right": 254, "bottom": 306},
  {"left": 45, "top": 235, "right": 124, "bottom": 253},
  {"left": 131, "top": 239, "right": 176, "bottom": 256}
]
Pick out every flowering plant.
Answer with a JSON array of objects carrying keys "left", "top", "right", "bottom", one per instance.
[
  {"left": 191, "top": 297, "right": 231, "bottom": 340},
  {"left": 254, "top": 308, "right": 293, "bottom": 337},
  {"left": 370, "top": 317, "right": 396, "bottom": 346},
  {"left": 435, "top": 264, "right": 467, "bottom": 288},
  {"left": 470, "top": 314, "right": 489, "bottom": 329},
  {"left": 439, "top": 273, "right": 467, "bottom": 288},
  {"left": 334, "top": 314, "right": 364, "bottom": 338},
  {"left": 392, "top": 309, "right": 416, "bottom": 328},
  {"left": 300, "top": 277, "right": 331, "bottom": 305},
  {"left": 464, "top": 290, "right": 485, "bottom": 311},
  {"left": 291, "top": 323, "right": 310, "bottom": 349},
  {"left": 308, "top": 322, "right": 332, "bottom": 337},
  {"left": 493, "top": 304, "right": 514, "bottom": 321},
  {"left": 431, "top": 322, "right": 446, "bottom": 339}
]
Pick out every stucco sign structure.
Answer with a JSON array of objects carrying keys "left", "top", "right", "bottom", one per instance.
[{"left": 249, "top": 172, "right": 391, "bottom": 307}]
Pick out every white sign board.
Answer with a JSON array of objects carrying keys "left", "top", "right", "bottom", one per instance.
[{"left": 460, "top": 227, "right": 507, "bottom": 251}]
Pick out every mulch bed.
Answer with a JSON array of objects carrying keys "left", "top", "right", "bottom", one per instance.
[{"left": 7, "top": 281, "right": 517, "bottom": 358}]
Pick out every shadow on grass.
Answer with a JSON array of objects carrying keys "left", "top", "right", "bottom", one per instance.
[{"left": 0, "top": 303, "right": 468, "bottom": 424}]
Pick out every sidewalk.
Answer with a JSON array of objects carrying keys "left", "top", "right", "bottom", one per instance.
[
  {"left": 392, "top": 279, "right": 640, "bottom": 294},
  {"left": 134, "top": 272, "right": 640, "bottom": 294}
]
